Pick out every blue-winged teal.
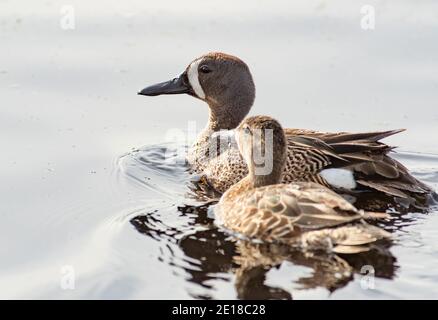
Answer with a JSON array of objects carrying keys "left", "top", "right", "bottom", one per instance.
[
  {"left": 138, "top": 52, "right": 434, "bottom": 207},
  {"left": 213, "top": 116, "right": 390, "bottom": 253}
]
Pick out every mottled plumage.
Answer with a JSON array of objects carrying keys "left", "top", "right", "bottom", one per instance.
[
  {"left": 213, "top": 116, "right": 390, "bottom": 253},
  {"left": 138, "top": 52, "right": 434, "bottom": 207},
  {"left": 198, "top": 127, "right": 432, "bottom": 204}
]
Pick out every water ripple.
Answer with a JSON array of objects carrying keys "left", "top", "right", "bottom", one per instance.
[{"left": 114, "top": 145, "right": 438, "bottom": 299}]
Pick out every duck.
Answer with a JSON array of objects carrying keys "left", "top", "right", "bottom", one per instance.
[
  {"left": 211, "top": 115, "right": 391, "bottom": 253},
  {"left": 138, "top": 52, "right": 434, "bottom": 209}
]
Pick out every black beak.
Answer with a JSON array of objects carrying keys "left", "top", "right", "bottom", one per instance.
[{"left": 137, "top": 72, "right": 191, "bottom": 96}]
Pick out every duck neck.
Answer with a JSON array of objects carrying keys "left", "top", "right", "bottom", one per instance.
[
  {"left": 222, "top": 164, "right": 282, "bottom": 204},
  {"left": 202, "top": 101, "right": 250, "bottom": 140},
  {"left": 207, "top": 103, "right": 247, "bottom": 131},
  {"left": 250, "top": 168, "right": 282, "bottom": 188},
  {"left": 188, "top": 101, "right": 252, "bottom": 170},
  {"left": 193, "top": 102, "right": 250, "bottom": 150},
  {"left": 247, "top": 143, "right": 285, "bottom": 188}
]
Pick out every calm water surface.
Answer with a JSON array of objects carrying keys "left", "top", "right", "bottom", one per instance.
[{"left": 1, "top": 0, "right": 437, "bottom": 299}]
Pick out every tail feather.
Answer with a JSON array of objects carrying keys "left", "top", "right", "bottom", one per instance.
[
  {"left": 322, "top": 129, "right": 406, "bottom": 144},
  {"left": 357, "top": 179, "right": 410, "bottom": 198},
  {"left": 300, "top": 223, "right": 391, "bottom": 253}
]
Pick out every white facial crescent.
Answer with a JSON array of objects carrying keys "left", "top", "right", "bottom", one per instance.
[{"left": 187, "top": 59, "right": 206, "bottom": 99}]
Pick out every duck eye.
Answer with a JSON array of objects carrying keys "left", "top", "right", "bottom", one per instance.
[
  {"left": 243, "top": 127, "right": 252, "bottom": 136},
  {"left": 199, "top": 65, "right": 212, "bottom": 74}
]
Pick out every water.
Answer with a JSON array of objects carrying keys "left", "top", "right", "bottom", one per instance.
[
  {"left": 115, "top": 145, "right": 438, "bottom": 299},
  {"left": 1, "top": 0, "right": 438, "bottom": 299}
]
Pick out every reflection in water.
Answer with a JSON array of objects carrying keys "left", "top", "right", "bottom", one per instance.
[
  {"left": 131, "top": 204, "right": 396, "bottom": 299},
  {"left": 233, "top": 243, "right": 353, "bottom": 299},
  {"left": 119, "top": 144, "right": 437, "bottom": 299}
]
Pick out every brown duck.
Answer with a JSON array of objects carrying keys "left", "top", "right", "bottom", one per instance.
[
  {"left": 138, "top": 52, "right": 435, "bottom": 208},
  {"left": 212, "top": 116, "right": 391, "bottom": 253}
]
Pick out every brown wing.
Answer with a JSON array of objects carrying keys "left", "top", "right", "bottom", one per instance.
[
  {"left": 273, "top": 182, "right": 363, "bottom": 230},
  {"left": 225, "top": 183, "right": 362, "bottom": 236},
  {"left": 282, "top": 136, "right": 336, "bottom": 182},
  {"left": 283, "top": 128, "right": 432, "bottom": 199},
  {"left": 216, "top": 182, "right": 390, "bottom": 250},
  {"left": 284, "top": 128, "right": 404, "bottom": 145},
  {"left": 283, "top": 129, "right": 400, "bottom": 174}
]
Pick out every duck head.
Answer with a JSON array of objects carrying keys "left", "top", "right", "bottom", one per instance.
[
  {"left": 236, "top": 116, "right": 287, "bottom": 188},
  {"left": 138, "top": 52, "right": 256, "bottom": 130}
]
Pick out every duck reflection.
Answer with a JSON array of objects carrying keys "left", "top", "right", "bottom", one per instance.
[
  {"left": 131, "top": 203, "right": 397, "bottom": 299},
  {"left": 179, "top": 228, "right": 395, "bottom": 299}
]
